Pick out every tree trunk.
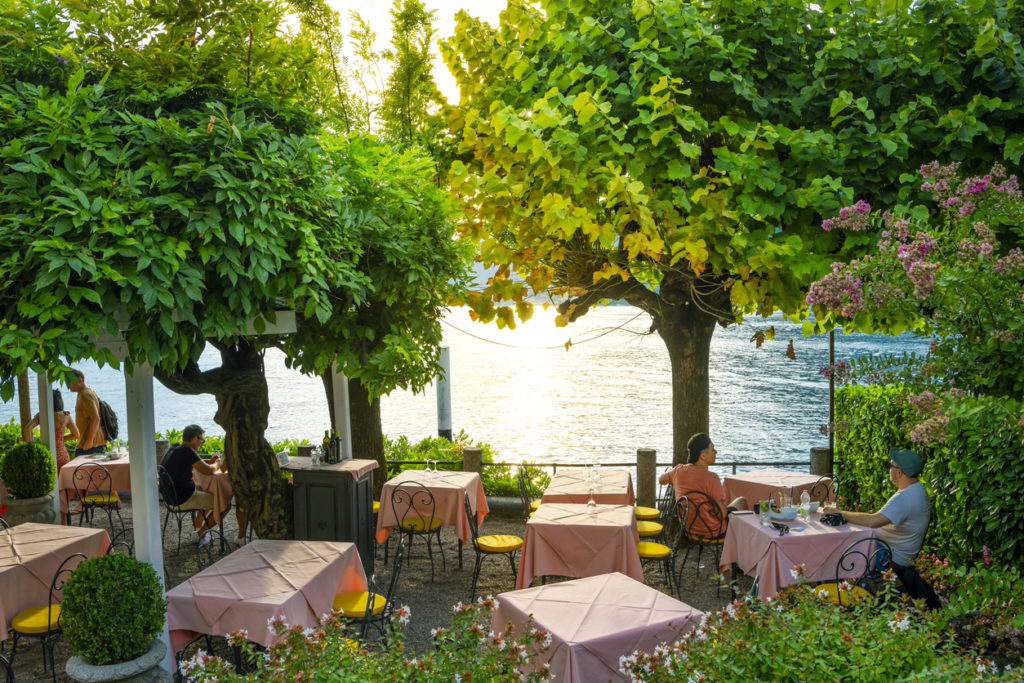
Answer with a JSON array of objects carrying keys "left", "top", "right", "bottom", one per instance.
[
  {"left": 17, "top": 371, "right": 31, "bottom": 441},
  {"left": 156, "top": 342, "right": 292, "bottom": 539},
  {"left": 348, "top": 378, "right": 385, "bottom": 498},
  {"left": 656, "top": 314, "right": 717, "bottom": 465}
]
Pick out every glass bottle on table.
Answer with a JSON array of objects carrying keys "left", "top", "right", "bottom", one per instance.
[{"left": 799, "top": 489, "right": 811, "bottom": 519}]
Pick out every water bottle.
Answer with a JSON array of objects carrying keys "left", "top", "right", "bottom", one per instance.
[
  {"left": 800, "top": 489, "right": 811, "bottom": 519},
  {"left": 758, "top": 500, "right": 770, "bottom": 526}
]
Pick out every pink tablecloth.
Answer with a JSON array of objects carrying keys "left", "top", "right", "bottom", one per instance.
[
  {"left": 58, "top": 454, "right": 132, "bottom": 518},
  {"left": 494, "top": 572, "right": 702, "bottom": 683},
  {"left": 541, "top": 469, "right": 636, "bottom": 506},
  {"left": 284, "top": 457, "right": 379, "bottom": 481},
  {"left": 517, "top": 504, "right": 643, "bottom": 590},
  {"left": 192, "top": 469, "right": 234, "bottom": 527},
  {"left": 0, "top": 523, "right": 110, "bottom": 641},
  {"left": 723, "top": 468, "right": 831, "bottom": 506},
  {"left": 166, "top": 539, "right": 368, "bottom": 657},
  {"left": 719, "top": 512, "right": 877, "bottom": 599},
  {"left": 376, "top": 470, "right": 489, "bottom": 544}
]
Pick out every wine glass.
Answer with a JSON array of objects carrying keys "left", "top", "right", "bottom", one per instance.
[{"left": 586, "top": 486, "right": 597, "bottom": 512}]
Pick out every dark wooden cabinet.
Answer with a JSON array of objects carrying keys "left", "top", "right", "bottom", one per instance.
[{"left": 286, "top": 458, "right": 378, "bottom": 576}]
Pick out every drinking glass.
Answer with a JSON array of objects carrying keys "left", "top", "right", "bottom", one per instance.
[
  {"left": 586, "top": 486, "right": 597, "bottom": 512},
  {"left": 758, "top": 500, "right": 770, "bottom": 526}
]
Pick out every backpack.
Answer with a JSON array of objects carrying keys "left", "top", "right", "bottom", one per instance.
[{"left": 99, "top": 400, "right": 119, "bottom": 440}]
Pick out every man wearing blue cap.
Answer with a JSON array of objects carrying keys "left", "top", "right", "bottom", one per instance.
[{"left": 837, "top": 448, "right": 930, "bottom": 567}]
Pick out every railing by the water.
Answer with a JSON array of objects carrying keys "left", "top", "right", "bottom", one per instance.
[{"left": 386, "top": 459, "right": 813, "bottom": 475}]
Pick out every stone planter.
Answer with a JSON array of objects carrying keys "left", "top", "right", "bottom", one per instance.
[
  {"left": 2, "top": 491, "right": 57, "bottom": 526},
  {"left": 66, "top": 638, "right": 171, "bottom": 683}
]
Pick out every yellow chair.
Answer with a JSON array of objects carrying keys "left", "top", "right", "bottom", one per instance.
[
  {"left": 390, "top": 482, "right": 446, "bottom": 581},
  {"left": 635, "top": 505, "right": 660, "bottom": 520},
  {"left": 333, "top": 539, "right": 405, "bottom": 639},
  {"left": 819, "top": 537, "right": 894, "bottom": 607},
  {"left": 8, "top": 552, "right": 87, "bottom": 682},
  {"left": 636, "top": 519, "right": 664, "bottom": 538},
  {"left": 463, "top": 493, "right": 523, "bottom": 599},
  {"left": 636, "top": 521, "right": 685, "bottom": 598},
  {"left": 517, "top": 466, "right": 540, "bottom": 518},
  {"left": 72, "top": 464, "right": 123, "bottom": 534},
  {"left": 372, "top": 500, "right": 380, "bottom": 515},
  {"left": 676, "top": 491, "right": 728, "bottom": 596}
]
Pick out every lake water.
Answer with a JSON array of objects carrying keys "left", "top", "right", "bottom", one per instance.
[{"left": 2, "top": 306, "right": 928, "bottom": 468}]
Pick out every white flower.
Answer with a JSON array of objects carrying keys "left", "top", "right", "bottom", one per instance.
[
  {"left": 542, "top": 632, "right": 553, "bottom": 648},
  {"left": 725, "top": 602, "right": 737, "bottom": 617},
  {"left": 889, "top": 616, "right": 910, "bottom": 632},
  {"left": 454, "top": 675, "right": 461, "bottom": 683},
  {"left": 409, "top": 658, "right": 418, "bottom": 666},
  {"left": 302, "top": 627, "right": 315, "bottom": 638},
  {"left": 430, "top": 627, "right": 441, "bottom": 638},
  {"left": 452, "top": 601, "right": 464, "bottom": 613},
  {"left": 839, "top": 580, "right": 852, "bottom": 591},
  {"left": 790, "top": 569, "right": 800, "bottom": 580}
]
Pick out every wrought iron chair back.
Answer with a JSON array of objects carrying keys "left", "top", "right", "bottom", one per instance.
[
  {"left": 0, "top": 516, "right": 9, "bottom": 530},
  {"left": 516, "top": 466, "right": 533, "bottom": 519},
  {"left": 358, "top": 537, "right": 406, "bottom": 641},
  {"left": 835, "top": 537, "right": 894, "bottom": 606},
  {"left": 0, "top": 651, "right": 12, "bottom": 683},
  {"left": 675, "top": 491, "right": 728, "bottom": 597},
  {"left": 158, "top": 464, "right": 200, "bottom": 553},
  {"left": 106, "top": 526, "right": 135, "bottom": 557},
  {"left": 810, "top": 474, "right": 836, "bottom": 504}
]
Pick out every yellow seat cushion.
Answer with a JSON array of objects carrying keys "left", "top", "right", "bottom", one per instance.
[
  {"left": 332, "top": 591, "right": 387, "bottom": 617},
  {"left": 636, "top": 541, "right": 671, "bottom": 559},
  {"left": 529, "top": 500, "right": 541, "bottom": 511},
  {"left": 816, "top": 582, "right": 873, "bottom": 606},
  {"left": 475, "top": 534, "right": 523, "bottom": 553},
  {"left": 398, "top": 516, "right": 442, "bottom": 532},
  {"left": 685, "top": 533, "right": 725, "bottom": 544},
  {"left": 636, "top": 520, "right": 663, "bottom": 537},
  {"left": 82, "top": 493, "right": 119, "bottom": 505},
  {"left": 372, "top": 501, "right": 380, "bottom": 514},
  {"left": 634, "top": 506, "right": 660, "bottom": 520},
  {"left": 12, "top": 604, "right": 61, "bottom": 634}
]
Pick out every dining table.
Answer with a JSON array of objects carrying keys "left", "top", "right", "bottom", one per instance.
[
  {"left": 58, "top": 452, "right": 132, "bottom": 521},
  {"left": 516, "top": 503, "right": 643, "bottom": 590},
  {"left": 723, "top": 467, "right": 831, "bottom": 506},
  {"left": 719, "top": 510, "right": 877, "bottom": 600},
  {"left": 375, "top": 470, "right": 489, "bottom": 546},
  {"left": 540, "top": 468, "right": 636, "bottom": 506},
  {"left": 0, "top": 522, "right": 110, "bottom": 641},
  {"left": 493, "top": 572, "right": 703, "bottom": 683},
  {"left": 192, "top": 467, "right": 235, "bottom": 529},
  {"left": 166, "top": 539, "right": 368, "bottom": 660}
]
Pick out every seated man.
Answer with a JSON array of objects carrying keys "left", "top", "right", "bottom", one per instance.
[
  {"left": 835, "top": 448, "right": 930, "bottom": 568},
  {"left": 659, "top": 433, "right": 747, "bottom": 537},
  {"left": 160, "top": 424, "right": 223, "bottom": 546}
]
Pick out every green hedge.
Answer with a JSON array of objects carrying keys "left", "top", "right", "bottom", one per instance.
[
  {"left": 836, "top": 385, "right": 1024, "bottom": 568},
  {"left": 835, "top": 383, "right": 918, "bottom": 509}
]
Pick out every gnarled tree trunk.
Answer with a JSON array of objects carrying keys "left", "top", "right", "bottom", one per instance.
[
  {"left": 348, "top": 378, "right": 385, "bottom": 498},
  {"left": 656, "top": 312, "right": 717, "bottom": 464},
  {"left": 17, "top": 370, "right": 31, "bottom": 441},
  {"left": 157, "top": 340, "right": 292, "bottom": 539}
]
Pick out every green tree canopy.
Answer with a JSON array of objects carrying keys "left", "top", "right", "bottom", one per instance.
[{"left": 442, "top": 0, "right": 1024, "bottom": 461}]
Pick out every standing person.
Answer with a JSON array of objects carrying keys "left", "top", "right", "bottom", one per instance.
[
  {"left": 834, "top": 448, "right": 930, "bottom": 567},
  {"left": 659, "top": 433, "right": 747, "bottom": 537},
  {"left": 69, "top": 369, "right": 106, "bottom": 456},
  {"left": 22, "top": 389, "right": 79, "bottom": 470}
]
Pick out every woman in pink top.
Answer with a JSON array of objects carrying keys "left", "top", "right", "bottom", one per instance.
[
  {"left": 659, "top": 433, "right": 748, "bottom": 537},
  {"left": 22, "top": 389, "right": 79, "bottom": 470}
]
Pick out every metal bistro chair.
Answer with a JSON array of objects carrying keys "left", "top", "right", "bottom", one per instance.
[
  {"left": 676, "top": 490, "right": 728, "bottom": 595},
  {"left": 0, "top": 651, "right": 12, "bottom": 683},
  {"left": 71, "top": 464, "right": 124, "bottom": 534},
  {"left": 809, "top": 474, "right": 836, "bottom": 505},
  {"left": 463, "top": 492, "right": 523, "bottom": 599},
  {"left": 637, "top": 512, "right": 687, "bottom": 598},
  {"left": 390, "top": 481, "right": 446, "bottom": 581},
  {"left": 106, "top": 526, "right": 135, "bottom": 557},
  {"left": 0, "top": 516, "right": 9, "bottom": 530},
  {"left": 516, "top": 465, "right": 540, "bottom": 519},
  {"left": 158, "top": 464, "right": 215, "bottom": 553},
  {"left": 7, "top": 552, "right": 87, "bottom": 682},
  {"left": 819, "top": 537, "right": 894, "bottom": 607},
  {"left": 333, "top": 538, "right": 406, "bottom": 641}
]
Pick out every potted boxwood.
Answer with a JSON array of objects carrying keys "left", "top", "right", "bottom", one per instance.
[
  {"left": 0, "top": 440, "right": 58, "bottom": 525},
  {"left": 62, "top": 554, "right": 170, "bottom": 682}
]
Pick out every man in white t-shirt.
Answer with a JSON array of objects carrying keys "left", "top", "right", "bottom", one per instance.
[{"left": 838, "top": 448, "right": 931, "bottom": 567}]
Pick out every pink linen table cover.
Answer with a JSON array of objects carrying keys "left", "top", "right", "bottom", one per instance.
[
  {"left": 0, "top": 522, "right": 110, "bottom": 641},
  {"left": 192, "top": 469, "right": 235, "bottom": 527},
  {"left": 540, "top": 468, "right": 636, "bottom": 506},
  {"left": 517, "top": 503, "right": 643, "bottom": 590},
  {"left": 375, "top": 470, "right": 488, "bottom": 545},
  {"left": 494, "top": 572, "right": 703, "bottom": 683},
  {"left": 719, "top": 512, "right": 876, "bottom": 600},
  {"left": 723, "top": 467, "right": 831, "bottom": 506},
  {"left": 58, "top": 453, "right": 132, "bottom": 519},
  {"left": 167, "top": 539, "right": 368, "bottom": 657},
  {"left": 284, "top": 457, "right": 379, "bottom": 481}
]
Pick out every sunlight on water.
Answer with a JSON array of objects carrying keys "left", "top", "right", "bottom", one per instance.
[{"left": 1, "top": 306, "right": 928, "bottom": 467}]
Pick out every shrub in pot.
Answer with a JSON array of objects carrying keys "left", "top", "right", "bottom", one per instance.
[
  {"left": 62, "top": 554, "right": 166, "bottom": 666},
  {"left": 0, "top": 440, "right": 56, "bottom": 498}
]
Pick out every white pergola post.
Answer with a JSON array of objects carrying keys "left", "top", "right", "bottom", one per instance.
[
  {"left": 123, "top": 363, "right": 172, "bottom": 671},
  {"left": 330, "top": 363, "right": 353, "bottom": 459},
  {"left": 37, "top": 373, "right": 60, "bottom": 521}
]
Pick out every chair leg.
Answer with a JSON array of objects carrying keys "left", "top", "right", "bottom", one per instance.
[
  {"left": 425, "top": 533, "right": 436, "bottom": 582},
  {"left": 507, "top": 551, "right": 517, "bottom": 578},
  {"left": 6, "top": 632, "right": 16, "bottom": 668},
  {"left": 471, "top": 553, "right": 483, "bottom": 600}
]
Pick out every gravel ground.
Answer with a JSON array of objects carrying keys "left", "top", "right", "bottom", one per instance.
[{"left": 8, "top": 499, "right": 747, "bottom": 682}]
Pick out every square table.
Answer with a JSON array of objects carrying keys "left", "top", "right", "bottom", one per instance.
[
  {"left": 719, "top": 511, "right": 877, "bottom": 599},
  {"left": 0, "top": 522, "right": 110, "bottom": 641},
  {"left": 192, "top": 469, "right": 235, "bottom": 528},
  {"left": 58, "top": 453, "right": 132, "bottom": 520},
  {"left": 541, "top": 468, "right": 636, "bottom": 506},
  {"left": 723, "top": 467, "right": 830, "bottom": 506},
  {"left": 375, "top": 470, "right": 489, "bottom": 545},
  {"left": 493, "top": 572, "right": 703, "bottom": 683},
  {"left": 517, "top": 503, "right": 643, "bottom": 589},
  {"left": 166, "top": 539, "right": 368, "bottom": 657}
]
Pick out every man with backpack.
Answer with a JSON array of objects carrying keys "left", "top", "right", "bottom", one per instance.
[{"left": 69, "top": 369, "right": 107, "bottom": 456}]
